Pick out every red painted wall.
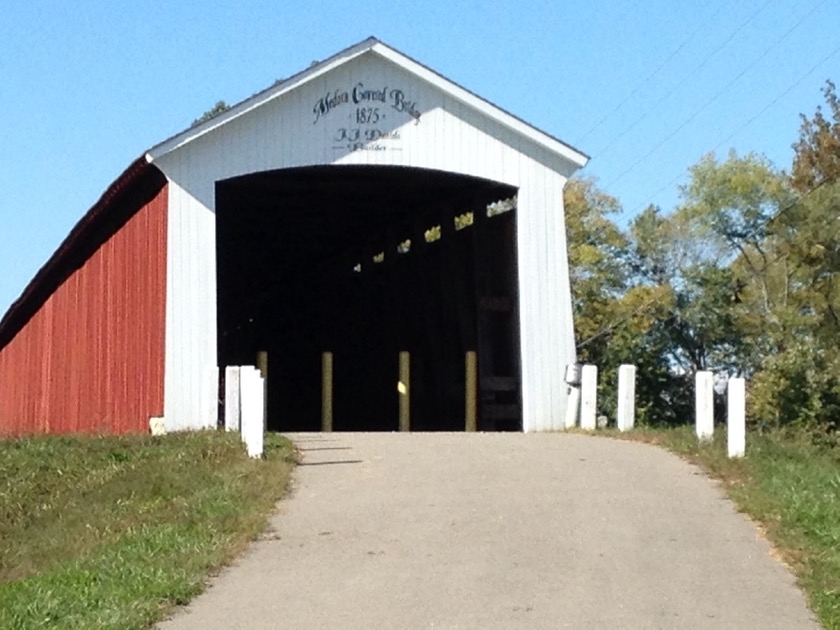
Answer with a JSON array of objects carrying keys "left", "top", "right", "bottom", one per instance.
[{"left": 0, "top": 184, "right": 168, "bottom": 436}]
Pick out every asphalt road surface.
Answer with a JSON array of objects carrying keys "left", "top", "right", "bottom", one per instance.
[{"left": 159, "top": 432, "right": 820, "bottom": 629}]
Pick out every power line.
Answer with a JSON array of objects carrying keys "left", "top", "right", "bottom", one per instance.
[
  {"left": 602, "top": 0, "right": 830, "bottom": 195},
  {"left": 575, "top": 0, "right": 728, "bottom": 145},
  {"left": 626, "top": 34, "right": 840, "bottom": 217},
  {"left": 590, "top": 0, "right": 773, "bottom": 160},
  {"left": 707, "top": 39, "right": 839, "bottom": 157}
]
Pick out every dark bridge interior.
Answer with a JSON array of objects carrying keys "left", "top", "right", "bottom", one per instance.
[{"left": 216, "top": 165, "right": 521, "bottom": 432}]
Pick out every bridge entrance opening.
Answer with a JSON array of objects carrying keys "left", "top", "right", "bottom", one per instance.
[{"left": 216, "top": 165, "right": 521, "bottom": 432}]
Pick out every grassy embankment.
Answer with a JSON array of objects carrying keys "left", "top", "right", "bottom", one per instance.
[
  {"left": 0, "top": 430, "right": 295, "bottom": 629},
  {"left": 2, "top": 423, "right": 837, "bottom": 628},
  {"left": 618, "top": 425, "right": 840, "bottom": 630}
]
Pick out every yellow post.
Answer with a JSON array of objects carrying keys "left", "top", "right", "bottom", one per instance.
[
  {"left": 256, "top": 351, "right": 268, "bottom": 380},
  {"left": 399, "top": 351, "right": 410, "bottom": 432},
  {"left": 465, "top": 351, "right": 477, "bottom": 432},
  {"left": 322, "top": 352, "right": 333, "bottom": 432}
]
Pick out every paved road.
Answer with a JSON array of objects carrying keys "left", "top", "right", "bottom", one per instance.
[{"left": 159, "top": 432, "right": 820, "bottom": 629}]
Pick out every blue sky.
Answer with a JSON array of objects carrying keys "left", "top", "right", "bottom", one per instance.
[{"left": 1, "top": 0, "right": 837, "bottom": 315}]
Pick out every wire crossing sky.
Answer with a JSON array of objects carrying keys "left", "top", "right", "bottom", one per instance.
[{"left": 0, "top": 0, "right": 837, "bottom": 315}]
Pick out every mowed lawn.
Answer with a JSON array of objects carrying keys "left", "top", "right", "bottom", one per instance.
[
  {"left": 0, "top": 430, "right": 295, "bottom": 629},
  {"left": 2, "top": 424, "right": 838, "bottom": 629}
]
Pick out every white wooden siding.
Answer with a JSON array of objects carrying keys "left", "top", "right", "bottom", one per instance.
[{"left": 151, "top": 49, "right": 581, "bottom": 432}]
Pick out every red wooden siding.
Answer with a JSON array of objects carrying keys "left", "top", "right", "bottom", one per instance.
[{"left": 0, "top": 184, "right": 168, "bottom": 436}]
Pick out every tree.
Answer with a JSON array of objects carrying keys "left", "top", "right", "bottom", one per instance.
[
  {"left": 608, "top": 155, "right": 792, "bottom": 425},
  {"left": 744, "top": 82, "right": 840, "bottom": 431},
  {"left": 563, "top": 83, "right": 840, "bottom": 432},
  {"left": 565, "top": 179, "right": 680, "bottom": 425},
  {"left": 564, "top": 176, "right": 628, "bottom": 359},
  {"left": 791, "top": 80, "right": 840, "bottom": 193},
  {"left": 626, "top": 206, "right": 737, "bottom": 424},
  {"left": 751, "top": 180, "right": 840, "bottom": 431},
  {"left": 192, "top": 100, "right": 231, "bottom": 127},
  {"left": 675, "top": 151, "right": 794, "bottom": 371},
  {"left": 678, "top": 151, "right": 792, "bottom": 265},
  {"left": 783, "top": 81, "right": 840, "bottom": 353}
]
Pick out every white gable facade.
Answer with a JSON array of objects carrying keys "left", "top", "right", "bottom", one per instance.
[{"left": 146, "top": 38, "right": 587, "bottom": 432}]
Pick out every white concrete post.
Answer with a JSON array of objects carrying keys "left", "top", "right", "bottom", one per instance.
[
  {"left": 239, "top": 367, "right": 255, "bottom": 445},
  {"left": 695, "top": 371, "right": 714, "bottom": 442},
  {"left": 580, "top": 364, "right": 598, "bottom": 431},
  {"left": 564, "top": 387, "right": 581, "bottom": 430},
  {"left": 240, "top": 366, "right": 265, "bottom": 458},
  {"left": 256, "top": 351, "right": 268, "bottom": 432},
  {"left": 616, "top": 364, "right": 637, "bottom": 432},
  {"left": 149, "top": 417, "right": 166, "bottom": 436},
  {"left": 201, "top": 366, "right": 219, "bottom": 429},
  {"left": 727, "top": 378, "right": 746, "bottom": 458},
  {"left": 224, "top": 366, "right": 241, "bottom": 432},
  {"left": 563, "top": 363, "right": 582, "bottom": 430}
]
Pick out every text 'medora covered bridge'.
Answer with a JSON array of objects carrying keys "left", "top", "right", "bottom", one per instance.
[{"left": 0, "top": 37, "right": 588, "bottom": 436}]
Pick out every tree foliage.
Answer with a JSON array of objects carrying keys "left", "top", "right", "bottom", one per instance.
[
  {"left": 791, "top": 80, "right": 840, "bottom": 194},
  {"left": 564, "top": 176, "right": 627, "bottom": 357},
  {"left": 192, "top": 100, "right": 231, "bottom": 127},
  {"left": 565, "top": 81, "right": 840, "bottom": 434},
  {"left": 751, "top": 179, "right": 840, "bottom": 431},
  {"left": 566, "top": 182, "right": 684, "bottom": 425}
]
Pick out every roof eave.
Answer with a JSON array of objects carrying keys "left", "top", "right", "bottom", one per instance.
[
  {"left": 147, "top": 37, "right": 380, "bottom": 161},
  {"left": 368, "top": 42, "right": 589, "bottom": 169},
  {"left": 0, "top": 158, "right": 167, "bottom": 351}
]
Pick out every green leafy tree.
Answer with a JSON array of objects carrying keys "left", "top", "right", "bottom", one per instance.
[
  {"left": 608, "top": 155, "right": 788, "bottom": 425},
  {"left": 752, "top": 180, "right": 840, "bottom": 431},
  {"left": 745, "top": 84, "right": 840, "bottom": 432},
  {"left": 192, "top": 100, "right": 231, "bottom": 127},
  {"left": 565, "top": 83, "right": 840, "bottom": 432},
  {"left": 565, "top": 180, "right": 678, "bottom": 425},
  {"left": 679, "top": 150, "right": 792, "bottom": 263},
  {"left": 675, "top": 151, "right": 794, "bottom": 372},
  {"left": 627, "top": 206, "right": 737, "bottom": 424},
  {"left": 791, "top": 80, "right": 840, "bottom": 194},
  {"left": 564, "top": 176, "right": 628, "bottom": 359}
]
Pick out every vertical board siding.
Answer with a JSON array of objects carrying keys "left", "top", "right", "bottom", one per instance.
[
  {"left": 0, "top": 186, "right": 168, "bottom": 436},
  {"left": 162, "top": 179, "right": 218, "bottom": 431},
  {"left": 154, "top": 51, "right": 580, "bottom": 431}
]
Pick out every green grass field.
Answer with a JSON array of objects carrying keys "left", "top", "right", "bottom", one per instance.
[
  {"left": 619, "top": 426, "right": 840, "bottom": 630},
  {"left": 0, "top": 430, "right": 295, "bottom": 629},
  {"left": 2, "top": 425, "right": 837, "bottom": 629}
]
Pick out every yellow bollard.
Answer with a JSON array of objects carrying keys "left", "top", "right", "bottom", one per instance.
[
  {"left": 465, "top": 351, "right": 477, "bottom": 432},
  {"left": 256, "top": 351, "right": 268, "bottom": 380},
  {"left": 322, "top": 352, "right": 333, "bottom": 432},
  {"left": 399, "top": 351, "right": 410, "bottom": 432}
]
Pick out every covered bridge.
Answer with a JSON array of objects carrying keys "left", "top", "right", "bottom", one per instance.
[{"left": 0, "top": 38, "right": 588, "bottom": 436}]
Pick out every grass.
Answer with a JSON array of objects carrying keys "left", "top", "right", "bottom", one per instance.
[
  {"left": 616, "top": 425, "right": 840, "bottom": 630},
  {"left": 0, "top": 430, "right": 295, "bottom": 629},
  {"left": 5, "top": 425, "right": 837, "bottom": 628}
]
